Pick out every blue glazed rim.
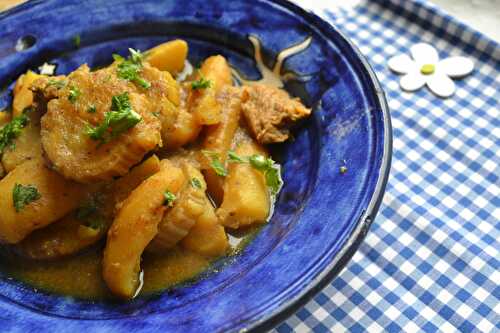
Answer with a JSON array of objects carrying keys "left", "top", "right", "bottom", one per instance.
[
  {"left": 243, "top": 1, "right": 392, "bottom": 331},
  {"left": 0, "top": 0, "right": 392, "bottom": 331}
]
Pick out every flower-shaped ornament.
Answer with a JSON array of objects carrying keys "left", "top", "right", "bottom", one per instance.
[{"left": 388, "top": 43, "right": 474, "bottom": 98}]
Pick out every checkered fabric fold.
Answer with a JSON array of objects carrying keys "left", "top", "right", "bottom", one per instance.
[{"left": 277, "top": 1, "right": 500, "bottom": 332}]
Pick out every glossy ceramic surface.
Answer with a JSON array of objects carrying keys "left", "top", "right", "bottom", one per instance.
[{"left": 0, "top": 0, "right": 391, "bottom": 331}]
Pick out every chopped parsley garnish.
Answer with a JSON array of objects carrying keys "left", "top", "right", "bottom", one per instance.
[
  {"left": 73, "top": 35, "right": 81, "bottom": 48},
  {"left": 227, "top": 151, "right": 283, "bottom": 195},
  {"left": 227, "top": 150, "right": 246, "bottom": 163},
  {"left": 12, "top": 183, "right": 41, "bottom": 212},
  {"left": 115, "top": 48, "right": 151, "bottom": 89},
  {"left": 68, "top": 86, "right": 81, "bottom": 103},
  {"left": 112, "top": 54, "right": 124, "bottom": 62},
  {"left": 202, "top": 150, "right": 228, "bottom": 177},
  {"left": 163, "top": 190, "right": 176, "bottom": 207},
  {"left": 86, "top": 92, "right": 142, "bottom": 144},
  {"left": 22, "top": 106, "right": 35, "bottom": 114},
  {"left": 76, "top": 196, "right": 104, "bottom": 230},
  {"left": 0, "top": 114, "right": 29, "bottom": 156},
  {"left": 191, "top": 76, "right": 212, "bottom": 90},
  {"left": 87, "top": 105, "right": 97, "bottom": 113},
  {"left": 190, "top": 178, "right": 202, "bottom": 189},
  {"left": 46, "top": 79, "right": 66, "bottom": 89},
  {"left": 249, "top": 155, "right": 283, "bottom": 195}
]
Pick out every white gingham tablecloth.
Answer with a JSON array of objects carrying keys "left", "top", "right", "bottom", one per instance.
[{"left": 276, "top": 0, "right": 500, "bottom": 332}]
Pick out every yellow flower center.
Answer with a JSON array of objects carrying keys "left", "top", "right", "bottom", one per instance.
[{"left": 420, "top": 64, "right": 435, "bottom": 75}]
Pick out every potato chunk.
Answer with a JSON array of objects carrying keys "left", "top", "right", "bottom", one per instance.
[
  {"left": 0, "top": 160, "right": 86, "bottom": 243},
  {"left": 148, "top": 162, "right": 207, "bottom": 252},
  {"left": 146, "top": 39, "right": 188, "bottom": 74},
  {"left": 181, "top": 204, "right": 228, "bottom": 257},
  {"left": 140, "top": 65, "right": 180, "bottom": 141},
  {"left": 216, "top": 141, "right": 270, "bottom": 229},
  {"left": 188, "top": 55, "right": 232, "bottom": 125},
  {"left": 200, "top": 86, "right": 242, "bottom": 204},
  {"left": 2, "top": 107, "right": 44, "bottom": 173},
  {"left": 14, "top": 155, "right": 160, "bottom": 260},
  {"left": 12, "top": 70, "right": 45, "bottom": 117},
  {"left": 103, "top": 162, "right": 185, "bottom": 299},
  {"left": 0, "top": 111, "right": 11, "bottom": 127},
  {"left": 162, "top": 108, "right": 201, "bottom": 150}
]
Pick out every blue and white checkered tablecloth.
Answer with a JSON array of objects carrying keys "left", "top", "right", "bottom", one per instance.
[{"left": 276, "top": 0, "right": 500, "bottom": 332}]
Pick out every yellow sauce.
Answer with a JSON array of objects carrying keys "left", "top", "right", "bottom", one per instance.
[{"left": 0, "top": 227, "right": 260, "bottom": 300}]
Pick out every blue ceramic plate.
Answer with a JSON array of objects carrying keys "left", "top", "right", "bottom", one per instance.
[{"left": 0, "top": 0, "right": 391, "bottom": 331}]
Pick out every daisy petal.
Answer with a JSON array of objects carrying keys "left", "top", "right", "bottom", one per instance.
[
  {"left": 400, "top": 72, "right": 426, "bottom": 92},
  {"left": 410, "top": 43, "right": 439, "bottom": 66},
  {"left": 438, "top": 56, "right": 474, "bottom": 78},
  {"left": 388, "top": 54, "right": 416, "bottom": 74},
  {"left": 426, "top": 73, "right": 455, "bottom": 98}
]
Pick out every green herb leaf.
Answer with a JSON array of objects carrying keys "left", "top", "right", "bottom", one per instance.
[
  {"left": 68, "top": 86, "right": 81, "bottom": 103},
  {"left": 76, "top": 195, "right": 104, "bottom": 230},
  {"left": 227, "top": 150, "right": 247, "bottom": 163},
  {"left": 263, "top": 165, "right": 282, "bottom": 195},
  {"left": 190, "top": 177, "right": 202, "bottom": 189},
  {"left": 128, "top": 48, "right": 145, "bottom": 64},
  {"left": 0, "top": 114, "right": 29, "bottom": 156},
  {"left": 249, "top": 154, "right": 273, "bottom": 170},
  {"left": 87, "top": 105, "right": 97, "bottom": 113},
  {"left": 22, "top": 106, "right": 35, "bottom": 114},
  {"left": 202, "top": 150, "right": 228, "bottom": 177},
  {"left": 163, "top": 190, "right": 176, "bottom": 207},
  {"left": 115, "top": 48, "right": 151, "bottom": 89},
  {"left": 112, "top": 54, "right": 124, "bottom": 62},
  {"left": 12, "top": 183, "right": 41, "bottom": 212},
  {"left": 73, "top": 35, "right": 81, "bottom": 48},
  {"left": 46, "top": 79, "right": 66, "bottom": 89},
  {"left": 230, "top": 153, "right": 283, "bottom": 195},
  {"left": 86, "top": 92, "right": 142, "bottom": 144},
  {"left": 191, "top": 77, "right": 212, "bottom": 90}
]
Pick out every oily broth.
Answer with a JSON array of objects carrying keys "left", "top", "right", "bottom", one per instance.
[{"left": 0, "top": 227, "right": 260, "bottom": 300}]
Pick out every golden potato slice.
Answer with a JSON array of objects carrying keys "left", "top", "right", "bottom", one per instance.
[
  {"left": 12, "top": 70, "right": 45, "bottom": 117},
  {"left": 200, "top": 86, "right": 242, "bottom": 205},
  {"left": 188, "top": 55, "right": 232, "bottom": 125},
  {"left": 146, "top": 39, "right": 188, "bottom": 74},
  {"left": 147, "top": 162, "right": 207, "bottom": 252},
  {"left": 14, "top": 155, "right": 161, "bottom": 260},
  {"left": 140, "top": 64, "right": 180, "bottom": 140},
  {"left": 162, "top": 109, "right": 201, "bottom": 150},
  {"left": 108, "top": 155, "right": 161, "bottom": 209},
  {"left": 199, "top": 55, "right": 232, "bottom": 92},
  {"left": 41, "top": 65, "right": 162, "bottom": 183},
  {"left": 1, "top": 107, "right": 44, "bottom": 173},
  {"left": 0, "top": 160, "right": 86, "bottom": 244},
  {"left": 181, "top": 202, "right": 228, "bottom": 257},
  {"left": 0, "top": 111, "right": 11, "bottom": 178},
  {"left": 0, "top": 110, "right": 11, "bottom": 127},
  {"left": 103, "top": 162, "right": 185, "bottom": 299},
  {"left": 216, "top": 141, "right": 270, "bottom": 229},
  {"left": 13, "top": 213, "right": 102, "bottom": 260}
]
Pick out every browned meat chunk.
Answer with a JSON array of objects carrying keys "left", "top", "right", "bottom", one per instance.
[{"left": 241, "top": 84, "right": 311, "bottom": 144}]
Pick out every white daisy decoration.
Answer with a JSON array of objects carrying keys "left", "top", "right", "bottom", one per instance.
[{"left": 388, "top": 43, "right": 474, "bottom": 98}]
